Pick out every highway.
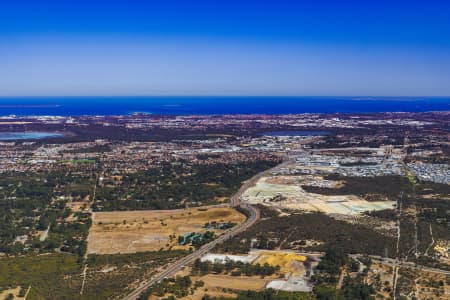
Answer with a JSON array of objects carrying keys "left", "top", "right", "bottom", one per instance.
[
  {"left": 230, "top": 159, "right": 293, "bottom": 206},
  {"left": 120, "top": 160, "right": 292, "bottom": 300},
  {"left": 122, "top": 203, "right": 259, "bottom": 300},
  {"left": 122, "top": 160, "right": 293, "bottom": 299}
]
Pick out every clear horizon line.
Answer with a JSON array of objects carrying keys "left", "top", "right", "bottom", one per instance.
[{"left": 1, "top": 95, "right": 450, "bottom": 98}]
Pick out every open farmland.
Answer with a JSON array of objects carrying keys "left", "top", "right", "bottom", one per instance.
[{"left": 87, "top": 207, "right": 246, "bottom": 254}]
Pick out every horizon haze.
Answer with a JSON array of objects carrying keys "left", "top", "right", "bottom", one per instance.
[{"left": 1, "top": 0, "right": 450, "bottom": 97}]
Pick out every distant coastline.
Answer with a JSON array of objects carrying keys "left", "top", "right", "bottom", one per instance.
[{"left": 0, "top": 96, "right": 449, "bottom": 116}]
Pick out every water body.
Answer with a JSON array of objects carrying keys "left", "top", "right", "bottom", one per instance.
[
  {"left": 264, "top": 131, "right": 330, "bottom": 136},
  {"left": 0, "top": 132, "right": 64, "bottom": 140},
  {"left": 0, "top": 96, "right": 449, "bottom": 116}
]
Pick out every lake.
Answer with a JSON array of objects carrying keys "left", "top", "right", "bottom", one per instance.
[{"left": 0, "top": 132, "right": 65, "bottom": 140}]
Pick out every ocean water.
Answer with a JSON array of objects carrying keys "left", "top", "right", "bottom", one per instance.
[{"left": 0, "top": 96, "right": 449, "bottom": 116}]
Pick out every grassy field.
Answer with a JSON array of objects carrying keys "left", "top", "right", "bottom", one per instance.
[{"left": 88, "top": 207, "right": 246, "bottom": 254}]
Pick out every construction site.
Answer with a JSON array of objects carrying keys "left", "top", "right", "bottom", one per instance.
[
  {"left": 198, "top": 250, "right": 317, "bottom": 293},
  {"left": 242, "top": 175, "right": 396, "bottom": 215}
]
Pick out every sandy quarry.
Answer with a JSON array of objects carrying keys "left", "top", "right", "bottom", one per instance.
[
  {"left": 242, "top": 176, "right": 396, "bottom": 215},
  {"left": 255, "top": 251, "right": 307, "bottom": 274},
  {"left": 171, "top": 249, "right": 315, "bottom": 299}
]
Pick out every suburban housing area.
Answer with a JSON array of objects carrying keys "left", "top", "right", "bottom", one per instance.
[{"left": 0, "top": 111, "right": 449, "bottom": 300}]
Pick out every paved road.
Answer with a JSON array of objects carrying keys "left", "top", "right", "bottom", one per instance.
[
  {"left": 351, "top": 254, "right": 450, "bottom": 275},
  {"left": 122, "top": 203, "right": 259, "bottom": 300},
  {"left": 230, "top": 159, "right": 293, "bottom": 206},
  {"left": 122, "top": 160, "right": 292, "bottom": 300}
]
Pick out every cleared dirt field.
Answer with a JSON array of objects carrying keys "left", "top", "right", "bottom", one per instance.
[
  {"left": 200, "top": 274, "right": 268, "bottom": 290},
  {"left": 167, "top": 274, "right": 268, "bottom": 300},
  {"left": 87, "top": 207, "right": 246, "bottom": 254},
  {"left": 0, "top": 287, "right": 24, "bottom": 300},
  {"left": 65, "top": 200, "right": 90, "bottom": 222}
]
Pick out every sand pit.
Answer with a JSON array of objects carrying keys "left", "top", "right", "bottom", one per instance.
[
  {"left": 254, "top": 251, "right": 307, "bottom": 274},
  {"left": 0, "top": 287, "right": 25, "bottom": 300},
  {"left": 87, "top": 207, "right": 245, "bottom": 254},
  {"left": 243, "top": 176, "right": 396, "bottom": 215}
]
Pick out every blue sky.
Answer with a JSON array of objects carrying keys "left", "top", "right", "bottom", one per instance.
[{"left": 1, "top": 0, "right": 450, "bottom": 96}]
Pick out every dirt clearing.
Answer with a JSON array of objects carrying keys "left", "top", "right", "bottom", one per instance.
[
  {"left": 255, "top": 251, "right": 307, "bottom": 274},
  {"left": 87, "top": 207, "right": 245, "bottom": 254}
]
